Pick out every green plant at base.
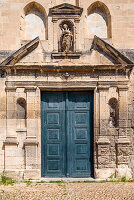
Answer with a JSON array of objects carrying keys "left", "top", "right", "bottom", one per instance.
[
  {"left": 49, "top": 180, "right": 65, "bottom": 183},
  {"left": 0, "top": 172, "right": 15, "bottom": 186},
  {"left": 24, "top": 180, "right": 32, "bottom": 186},
  {"left": 121, "top": 176, "right": 127, "bottom": 182}
]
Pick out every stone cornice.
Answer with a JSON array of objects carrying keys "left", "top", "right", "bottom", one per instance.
[
  {"left": 5, "top": 80, "right": 129, "bottom": 90},
  {"left": 1, "top": 64, "right": 133, "bottom": 72}
]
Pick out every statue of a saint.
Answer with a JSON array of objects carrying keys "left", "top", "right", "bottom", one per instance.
[{"left": 60, "top": 24, "right": 73, "bottom": 53}]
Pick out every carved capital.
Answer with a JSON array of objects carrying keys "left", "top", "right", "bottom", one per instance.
[
  {"left": 52, "top": 17, "right": 58, "bottom": 23},
  {"left": 74, "top": 17, "right": 80, "bottom": 23}
]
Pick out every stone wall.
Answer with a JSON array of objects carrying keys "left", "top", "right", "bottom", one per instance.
[
  {"left": 0, "top": 0, "right": 134, "bottom": 50},
  {"left": 0, "top": 65, "right": 132, "bottom": 180}
]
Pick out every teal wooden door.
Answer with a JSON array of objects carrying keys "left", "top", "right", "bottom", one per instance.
[
  {"left": 41, "top": 92, "right": 66, "bottom": 177},
  {"left": 41, "top": 92, "right": 93, "bottom": 177}
]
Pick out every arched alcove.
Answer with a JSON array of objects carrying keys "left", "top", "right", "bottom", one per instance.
[
  {"left": 87, "top": 1, "right": 111, "bottom": 38},
  {"left": 22, "top": 1, "right": 48, "bottom": 40},
  {"left": 108, "top": 98, "right": 119, "bottom": 128},
  {"left": 17, "top": 97, "right": 26, "bottom": 119}
]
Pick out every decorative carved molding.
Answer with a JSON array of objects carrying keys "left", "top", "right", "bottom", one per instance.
[{"left": 61, "top": 72, "right": 70, "bottom": 80}]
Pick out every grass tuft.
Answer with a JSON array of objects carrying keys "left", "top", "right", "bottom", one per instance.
[
  {"left": 24, "top": 180, "right": 32, "bottom": 186},
  {"left": 49, "top": 180, "right": 65, "bottom": 183},
  {"left": 0, "top": 172, "right": 15, "bottom": 186}
]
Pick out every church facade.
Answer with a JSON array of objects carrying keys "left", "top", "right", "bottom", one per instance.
[{"left": 0, "top": 0, "right": 134, "bottom": 180}]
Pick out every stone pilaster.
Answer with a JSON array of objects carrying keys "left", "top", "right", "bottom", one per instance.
[
  {"left": 95, "top": 137, "right": 115, "bottom": 179},
  {"left": 97, "top": 137, "right": 110, "bottom": 169},
  {"left": 74, "top": 17, "right": 80, "bottom": 52},
  {"left": 52, "top": 17, "right": 58, "bottom": 52},
  {"left": 6, "top": 87, "right": 17, "bottom": 139},
  {"left": 25, "top": 87, "right": 38, "bottom": 139},
  {"left": 118, "top": 87, "right": 128, "bottom": 134},
  {"left": 116, "top": 137, "right": 132, "bottom": 179},
  {"left": 116, "top": 87, "right": 132, "bottom": 179},
  {"left": 24, "top": 87, "right": 40, "bottom": 179},
  {"left": 98, "top": 87, "right": 109, "bottom": 136}
]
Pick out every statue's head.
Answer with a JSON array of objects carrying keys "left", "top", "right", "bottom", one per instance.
[{"left": 63, "top": 24, "right": 68, "bottom": 30}]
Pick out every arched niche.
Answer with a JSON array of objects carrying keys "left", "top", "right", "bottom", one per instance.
[
  {"left": 17, "top": 97, "right": 26, "bottom": 119},
  {"left": 22, "top": 1, "right": 48, "bottom": 40},
  {"left": 108, "top": 98, "right": 119, "bottom": 128},
  {"left": 87, "top": 1, "right": 112, "bottom": 38},
  {"left": 58, "top": 20, "right": 74, "bottom": 52}
]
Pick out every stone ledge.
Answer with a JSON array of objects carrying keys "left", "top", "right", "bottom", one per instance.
[
  {"left": 24, "top": 86, "right": 37, "bottom": 92},
  {"left": 5, "top": 87, "right": 16, "bottom": 91},
  {"left": 116, "top": 137, "right": 130, "bottom": 144},
  {"left": 16, "top": 128, "right": 27, "bottom": 132},
  {"left": 51, "top": 52, "right": 81, "bottom": 59},
  {"left": 3, "top": 139, "right": 19, "bottom": 145},
  {"left": 24, "top": 140, "right": 39, "bottom": 146},
  {"left": 97, "top": 137, "right": 110, "bottom": 145}
]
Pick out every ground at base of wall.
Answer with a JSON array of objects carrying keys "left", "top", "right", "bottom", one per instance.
[
  {"left": 1, "top": 165, "right": 133, "bottom": 181},
  {"left": 0, "top": 182, "right": 134, "bottom": 200}
]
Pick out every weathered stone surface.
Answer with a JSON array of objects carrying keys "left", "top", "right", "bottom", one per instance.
[
  {"left": 116, "top": 165, "right": 132, "bottom": 179},
  {"left": 95, "top": 168, "right": 115, "bottom": 179},
  {"left": 24, "top": 169, "right": 40, "bottom": 180}
]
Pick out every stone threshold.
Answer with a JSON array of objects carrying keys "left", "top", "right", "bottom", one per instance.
[{"left": 31, "top": 177, "right": 105, "bottom": 183}]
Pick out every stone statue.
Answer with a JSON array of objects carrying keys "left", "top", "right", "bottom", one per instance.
[{"left": 60, "top": 24, "right": 73, "bottom": 53}]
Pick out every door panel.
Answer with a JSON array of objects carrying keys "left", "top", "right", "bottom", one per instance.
[
  {"left": 41, "top": 91, "right": 93, "bottom": 177},
  {"left": 67, "top": 92, "right": 93, "bottom": 177},
  {"left": 41, "top": 92, "right": 66, "bottom": 177}
]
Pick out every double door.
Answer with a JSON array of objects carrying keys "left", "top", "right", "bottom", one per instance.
[{"left": 41, "top": 91, "right": 93, "bottom": 177}]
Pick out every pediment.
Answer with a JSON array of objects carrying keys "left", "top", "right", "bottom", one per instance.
[
  {"left": 91, "top": 36, "right": 133, "bottom": 65},
  {"left": 49, "top": 3, "right": 83, "bottom": 15},
  {"left": 0, "top": 37, "right": 39, "bottom": 66},
  {"left": 0, "top": 35, "right": 133, "bottom": 74}
]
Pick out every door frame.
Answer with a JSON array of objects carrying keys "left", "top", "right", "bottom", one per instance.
[{"left": 40, "top": 89, "right": 97, "bottom": 178}]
